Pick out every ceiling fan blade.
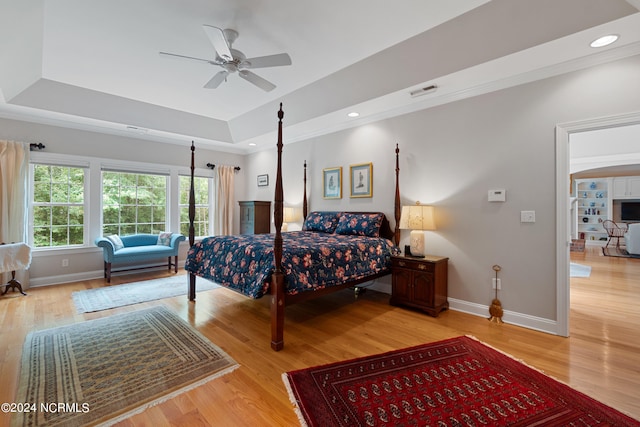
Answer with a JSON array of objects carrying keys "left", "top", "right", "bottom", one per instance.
[
  {"left": 204, "top": 70, "right": 229, "bottom": 89},
  {"left": 159, "top": 51, "right": 215, "bottom": 64},
  {"left": 202, "top": 25, "right": 233, "bottom": 61},
  {"left": 239, "top": 70, "right": 276, "bottom": 92},
  {"left": 242, "top": 53, "right": 292, "bottom": 69}
]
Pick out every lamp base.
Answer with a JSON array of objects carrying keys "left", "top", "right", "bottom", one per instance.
[
  {"left": 409, "top": 230, "right": 426, "bottom": 257},
  {"left": 404, "top": 245, "right": 425, "bottom": 258}
]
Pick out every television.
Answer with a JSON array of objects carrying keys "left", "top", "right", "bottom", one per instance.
[{"left": 620, "top": 201, "right": 640, "bottom": 222}]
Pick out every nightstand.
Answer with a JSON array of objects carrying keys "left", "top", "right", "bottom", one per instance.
[{"left": 390, "top": 255, "right": 449, "bottom": 316}]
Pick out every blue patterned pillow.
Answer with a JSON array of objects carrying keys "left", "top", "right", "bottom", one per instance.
[
  {"left": 302, "top": 212, "right": 340, "bottom": 233},
  {"left": 106, "top": 234, "right": 124, "bottom": 251},
  {"left": 157, "top": 232, "right": 173, "bottom": 246},
  {"left": 335, "top": 212, "right": 384, "bottom": 237}
]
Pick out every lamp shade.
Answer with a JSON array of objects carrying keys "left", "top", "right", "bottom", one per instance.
[
  {"left": 283, "top": 207, "right": 298, "bottom": 223},
  {"left": 399, "top": 204, "right": 435, "bottom": 231}
]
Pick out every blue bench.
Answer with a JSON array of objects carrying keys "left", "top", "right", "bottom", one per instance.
[{"left": 95, "top": 233, "right": 185, "bottom": 282}]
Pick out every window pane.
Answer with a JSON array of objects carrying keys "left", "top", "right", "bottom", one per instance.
[
  {"left": 33, "top": 182, "right": 51, "bottom": 203},
  {"left": 33, "top": 227, "right": 50, "bottom": 247},
  {"left": 178, "top": 175, "right": 211, "bottom": 237},
  {"left": 33, "top": 206, "right": 51, "bottom": 226},
  {"left": 52, "top": 206, "right": 68, "bottom": 225},
  {"left": 138, "top": 223, "right": 152, "bottom": 234},
  {"left": 69, "top": 226, "right": 84, "bottom": 245},
  {"left": 31, "top": 165, "right": 85, "bottom": 248},
  {"left": 51, "top": 226, "right": 69, "bottom": 246},
  {"left": 102, "top": 171, "right": 167, "bottom": 236}
]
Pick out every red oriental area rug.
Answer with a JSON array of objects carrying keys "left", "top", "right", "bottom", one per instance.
[{"left": 283, "top": 336, "right": 639, "bottom": 426}]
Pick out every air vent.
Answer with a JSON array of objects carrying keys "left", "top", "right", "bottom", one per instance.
[
  {"left": 409, "top": 84, "right": 437, "bottom": 98},
  {"left": 125, "top": 125, "right": 148, "bottom": 134}
]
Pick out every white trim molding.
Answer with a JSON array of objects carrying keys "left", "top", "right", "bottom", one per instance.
[{"left": 556, "top": 110, "right": 640, "bottom": 338}]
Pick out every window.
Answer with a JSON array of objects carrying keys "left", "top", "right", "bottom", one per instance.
[
  {"left": 32, "top": 164, "right": 86, "bottom": 248},
  {"left": 179, "top": 175, "right": 211, "bottom": 237},
  {"left": 102, "top": 171, "right": 167, "bottom": 235}
]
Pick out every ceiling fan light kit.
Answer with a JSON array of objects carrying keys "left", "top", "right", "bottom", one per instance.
[{"left": 160, "top": 25, "right": 292, "bottom": 91}]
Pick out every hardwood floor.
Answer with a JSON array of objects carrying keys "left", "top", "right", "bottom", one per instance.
[{"left": 1, "top": 246, "right": 638, "bottom": 425}]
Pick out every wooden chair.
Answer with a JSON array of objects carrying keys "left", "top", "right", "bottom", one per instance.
[{"left": 602, "top": 220, "right": 628, "bottom": 249}]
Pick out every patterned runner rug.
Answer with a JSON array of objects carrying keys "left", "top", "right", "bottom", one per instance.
[
  {"left": 13, "top": 306, "right": 238, "bottom": 427},
  {"left": 283, "top": 336, "right": 639, "bottom": 426},
  {"left": 72, "top": 274, "right": 218, "bottom": 313}
]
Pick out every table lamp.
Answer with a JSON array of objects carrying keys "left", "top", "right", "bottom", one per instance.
[
  {"left": 399, "top": 202, "right": 435, "bottom": 257},
  {"left": 282, "top": 207, "right": 299, "bottom": 231}
]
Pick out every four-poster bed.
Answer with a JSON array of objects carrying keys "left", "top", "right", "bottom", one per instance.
[{"left": 186, "top": 104, "right": 401, "bottom": 351}]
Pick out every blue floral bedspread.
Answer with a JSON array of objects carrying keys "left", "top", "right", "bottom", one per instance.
[{"left": 185, "top": 231, "right": 398, "bottom": 299}]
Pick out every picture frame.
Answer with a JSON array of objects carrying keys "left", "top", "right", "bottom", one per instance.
[
  {"left": 257, "top": 174, "right": 269, "bottom": 187},
  {"left": 350, "top": 163, "right": 372, "bottom": 198},
  {"left": 323, "top": 167, "right": 342, "bottom": 199}
]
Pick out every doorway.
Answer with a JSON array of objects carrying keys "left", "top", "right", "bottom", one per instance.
[{"left": 555, "top": 112, "right": 640, "bottom": 337}]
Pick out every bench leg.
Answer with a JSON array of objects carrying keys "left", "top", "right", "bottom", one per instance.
[
  {"left": 105, "top": 262, "right": 112, "bottom": 283},
  {"left": 168, "top": 256, "right": 178, "bottom": 273}
]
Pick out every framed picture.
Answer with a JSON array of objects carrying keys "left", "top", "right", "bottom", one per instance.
[
  {"left": 323, "top": 167, "right": 342, "bottom": 199},
  {"left": 350, "top": 163, "right": 372, "bottom": 198},
  {"left": 257, "top": 174, "right": 269, "bottom": 187}
]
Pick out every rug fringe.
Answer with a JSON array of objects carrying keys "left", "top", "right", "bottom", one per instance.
[
  {"left": 94, "top": 363, "right": 239, "bottom": 427},
  {"left": 282, "top": 373, "right": 309, "bottom": 427}
]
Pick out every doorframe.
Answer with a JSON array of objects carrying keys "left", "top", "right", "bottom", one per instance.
[{"left": 555, "top": 111, "right": 640, "bottom": 337}]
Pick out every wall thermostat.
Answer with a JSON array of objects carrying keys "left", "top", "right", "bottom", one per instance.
[{"left": 488, "top": 189, "right": 506, "bottom": 202}]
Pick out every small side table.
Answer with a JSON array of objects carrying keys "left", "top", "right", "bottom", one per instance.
[
  {"left": 390, "top": 255, "right": 448, "bottom": 316},
  {"left": 1, "top": 242, "right": 32, "bottom": 296}
]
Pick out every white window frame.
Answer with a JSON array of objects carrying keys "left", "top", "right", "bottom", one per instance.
[
  {"left": 29, "top": 155, "right": 90, "bottom": 250},
  {"left": 178, "top": 174, "right": 214, "bottom": 239}
]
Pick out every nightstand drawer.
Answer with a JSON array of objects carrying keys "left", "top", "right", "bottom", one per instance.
[{"left": 391, "top": 258, "right": 434, "bottom": 272}]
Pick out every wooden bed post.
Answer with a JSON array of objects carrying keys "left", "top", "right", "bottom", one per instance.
[
  {"left": 303, "top": 160, "right": 308, "bottom": 220},
  {"left": 188, "top": 141, "right": 197, "bottom": 301},
  {"left": 271, "top": 104, "right": 285, "bottom": 351},
  {"left": 394, "top": 143, "right": 401, "bottom": 246}
]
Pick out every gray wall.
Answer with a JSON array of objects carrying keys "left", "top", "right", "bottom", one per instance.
[
  {"left": 0, "top": 118, "right": 245, "bottom": 285},
  {"left": 2, "top": 53, "right": 639, "bottom": 332},
  {"left": 244, "top": 53, "right": 640, "bottom": 331}
]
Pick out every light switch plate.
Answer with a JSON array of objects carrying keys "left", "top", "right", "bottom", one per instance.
[
  {"left": 521, "top": 210, "right": 536, "bottom": 223},
  {"left": 488, "top": 189, "right": 506, "bottom": 202}
]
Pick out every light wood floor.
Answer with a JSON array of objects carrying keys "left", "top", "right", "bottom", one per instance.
[{"left": 1, "top": 246, "right": 639, "bottom": 425}]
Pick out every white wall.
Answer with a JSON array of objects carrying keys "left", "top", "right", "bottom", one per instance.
[{"left": 244, "top": 53, "right": 640, "bottom": 333}]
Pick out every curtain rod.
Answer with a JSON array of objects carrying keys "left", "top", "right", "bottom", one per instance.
[
  {"left": 206, "top": 163, "right": 241, "bottom": 171},
  {"left": 30, "top": 143, "right": 45, "bottom": 151}
]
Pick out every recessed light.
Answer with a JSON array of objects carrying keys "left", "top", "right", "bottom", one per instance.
[
  {"left": 248, "top": 143, "right": 257, "bottom": 146},
  {"left": 590, "top": 34, "right": 619, "bottom": 48},
  {"left": 347, "top": 112, "right": 360, "bottom": 118}
]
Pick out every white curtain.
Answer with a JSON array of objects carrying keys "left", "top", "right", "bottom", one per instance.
[
  {"left": 214, "top": 165, "right": 235, "bottom": 236},
  {"left": 0, "top": 140, "right": 30, "bottom": 288}
]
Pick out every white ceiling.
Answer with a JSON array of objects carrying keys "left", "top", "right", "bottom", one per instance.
[{"left": 1, "top": 0, "right": 640, "bottom": 154}]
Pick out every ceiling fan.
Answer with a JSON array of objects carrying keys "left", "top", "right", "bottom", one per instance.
[{"left": 160, "top": 25, "right": 291, "bottom": 92}]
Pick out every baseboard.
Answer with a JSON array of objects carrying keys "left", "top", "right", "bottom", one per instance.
[
  {"left": 30, "top": 270, "right": 103, "bottom": 287},
  {"left": 30, "top": 264, "right": 175, "bottom": 288},
  {"left": 28, "top": 271, "right": 561, "bottom": 336},
  {"left": 447, "top": 298, "right": 560, "bottom": 336}
]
